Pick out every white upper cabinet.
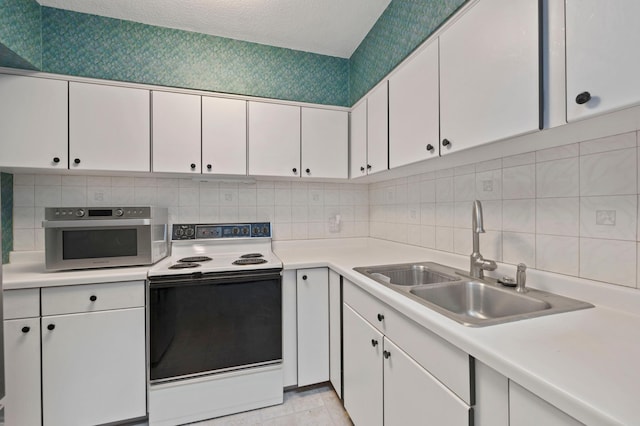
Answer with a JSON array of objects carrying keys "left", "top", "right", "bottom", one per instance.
[
  {"left": 349, "top": 99, "right": 368, "bottom": 178},
  {"left": 439, "top": 0, "right": 540, "bottom": 155},
  {"left": 389, "top": 39, "right": 440, "bottom": 168},
  {"left": 69, "top": 82, "right": 150, "bottom": 172},
  {"left": 301, "top": 108, "right": 348, "bottom": 179},
  {"left": 152, "top": 91, "right": 202, "bottom": 173},
  {"left": 248, "top": 102, "right": 301, "bottom": 177},
  {"left": 566, "top": 0, "right": 640, "bottom": 122},
  {"left": 202, "top": 97, "right": 247, "bottom": 175},
  {"left": 367, "top": 82, "right": 389, "bottom": 174},
  {"left": 0, "top": 75, "right": 68, "bottom": 169}
]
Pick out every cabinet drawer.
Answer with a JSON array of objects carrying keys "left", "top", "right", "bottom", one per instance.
[
  {"left": 42, "top": 281, "right": 144, "bottom": 315},
  {"left": 4, "top": 289, "right": 40, "bottom": 319},
  {"left": 344, "top": 279, "right": 474, "bottom": 405}
]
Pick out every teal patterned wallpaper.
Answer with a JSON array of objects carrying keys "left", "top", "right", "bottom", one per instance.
[
  {"left": 1, "top": 173, "right": 13, "bottom": 264},
  {"left": 41, "top": 7, "right": 349, "bottom": 106},
  {"left": 0, "top": 0, "right": 41, "bottom": 69},
  {"left": 349, "top": 0, "right": 467, "bottom": 105}
]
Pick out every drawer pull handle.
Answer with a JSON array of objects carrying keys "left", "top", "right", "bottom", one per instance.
[
  {"left": 89, "top": 295, "right": 97, "bottom": 302},
  {"left": 74, "top": 158, "right": 81, "bottom": 165},
  {"left": 576, "top": 91, "right": 591, "bottom": 105},
  {"left": 377, "top": 313, "right": 384, "bottom": 322},
  {"left": 22, "top": 326, "right": 30, "bottom": 333},
  {"left": 371, "top": 339, "right": 378, "bottom": 347},
  {"left": 47, "top": 324, "right": 55, "bottom": 331},
  {"left": 302, "top": 275, "right": 308, "bottom": 280},
  {"left": 383, "top": 350, "right": 391, "bottom": 359}
]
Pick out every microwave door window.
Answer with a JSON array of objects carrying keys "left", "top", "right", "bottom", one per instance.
[{"left": 62, "top": 229, "right": 138, "bottom": 259}]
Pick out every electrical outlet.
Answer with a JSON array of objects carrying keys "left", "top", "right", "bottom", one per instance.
[
  {"left": 596, "top": 210, "right": 616, "bottom": 226},
  {"left": 94, "top": 192, "right": 104, "bottom": 201},
  {"left": 482, "top": 180, "right": 493, "bottom": 192}
]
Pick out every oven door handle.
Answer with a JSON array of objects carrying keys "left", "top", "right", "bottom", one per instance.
[
  {"left": 149, "top": 270, "right": 283, "bottom": 288},
  {"left": 42, "top": 219, "right": 152, "bottom": 228}
]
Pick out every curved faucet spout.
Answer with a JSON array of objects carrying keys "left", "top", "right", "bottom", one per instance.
[
  {"left": 472, "top": 200, "right": 485, "bottom": 234},
  {"left": 470, "top": 200, "right": 495, "bottom": 279}
]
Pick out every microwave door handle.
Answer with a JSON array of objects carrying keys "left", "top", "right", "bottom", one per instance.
[{"left": 42, "top": 219, "right": 152, "bottom": 228}]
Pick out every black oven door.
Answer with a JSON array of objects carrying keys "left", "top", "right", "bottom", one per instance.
[{"left": 148, "top": 269, "right": 283, "bottom": 383}]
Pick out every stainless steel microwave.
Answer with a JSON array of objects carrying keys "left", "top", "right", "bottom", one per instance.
[{"left": 43, "top": 207, "right": 168, "bottom": 271}]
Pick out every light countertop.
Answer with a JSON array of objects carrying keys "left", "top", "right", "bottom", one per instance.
[{"left": 3, "top": 238, "right": 639, "bottom": 425}]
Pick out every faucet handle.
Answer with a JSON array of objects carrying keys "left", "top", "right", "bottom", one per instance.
[{"left": 516, "top": 263, "right": 527, "bottom": 293}]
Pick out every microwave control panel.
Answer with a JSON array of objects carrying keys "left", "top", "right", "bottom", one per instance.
[
  {"left": 172, "top": 223, "right": 272, "bottom": 240},
  {"left": 44, "top": 207, "right": 151, "bottom": 220}
]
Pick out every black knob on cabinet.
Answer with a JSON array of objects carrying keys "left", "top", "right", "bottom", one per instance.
[
  {"left": 426, "top": 144, "right": 434, "bottom": 151},
  {"left": 371, "top": 339, "right": 378, "bottom": 347},
  {"left": 302, "top": 275, "right": 308, "bottom": 280},
  {"left": 47, "top": 324, "right": 55, "bottom": 331},
  {"left": 442, "top": 139, "right": 451, "bottom": 147},
  {"left": 377, "top": 313, "right": 384, "bottom": 322},
  {"left": 360, "top": 166, "right": 365, "bottom": 172},
  {"left": 383, "top": 350, "right": 391, "bottom": 359},
  {"left": 207, "top": 164, "right": 212, "bottom": 170},
  {"left": 53, "top": 157, "right": 60, "bottom": 164},
  {"left": 575, "top": 91, "right": 592, "bottom": 105},
  {"left": 190, "top": 163, "right": 196, "bottom": 169},
  {"left": 367, "top": 164, "right": 372, "bottom": 170},
  {"left": 89, "top": 295, "right": 97, "bottom": 302},
  {"left": 22, "top": 326, "right": 30, "bottom": 333},
  {"left": 292, "top": 168, "right": 298, "bottom": 174},
  {"left": 73, "top": 158, "right": 81, "bottom": 164},
  {"left": 305, "top": 168, "right": 311, "bottom": 174}
]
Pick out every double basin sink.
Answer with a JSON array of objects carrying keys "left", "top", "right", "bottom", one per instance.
[{"left": 354, "top": 262, "right": 593, "bottom": 327}]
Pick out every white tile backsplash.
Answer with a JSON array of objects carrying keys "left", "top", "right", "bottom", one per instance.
[
  {"left": 580, "top": 148, "right": 637, "bottom": 196},
  {"left": 580, "top": 195, "right": 637, "bottom": 241},
  {"left": 536, "top": 197, "right": 580, "bottom": 237},
  {"left": 536, "top": 157, "right": 580, "bottom": 198},
  {"left": 502, "top": 164, "right": 535, "bottom": 200},
  {"left": 536, "top": 235, "right": 579, "bottom": 276},
  {"left": 580, "top": 238, "right": 636, "bottom": 287}
]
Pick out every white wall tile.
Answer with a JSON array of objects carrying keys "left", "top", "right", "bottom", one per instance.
[
  {"left": 436, "top": 177, "right": 454, "bottom": 202},
  {"left": 420, "top": 203, "right": 436, "bottom": 225},
  {"left": 435, "top": 227, "right": 453, "bottom": 252},
  {"left": 238, "top": 206, "right": 257, "bottom": 222},
  {"left": 503, "top": 232, "right": 535, "bottom": 267},
  {"left": 420, "top": 179, "right": 436, "bottom": 203},
  {"left": 13, "top": 229, "right": 34, "bottom": 250},
  {"left": 219, "top": 189, "right": 238, "bottom": 206},
  {"left": 420, "top": 226, "right": 436, "bottom": 248},
  {"left": 13, "top": 207, "right": 34, "bottom": 229},
  {"left": 454, "top": 174, "right": 476, "bottom": 201},
  {"left": 536, "top": 235, "right": 579, "bottom": 276},
  {"left": 475, "top": 158, "right": 502, "bottom": 172},
  {"left": 580, "top": 195, "right": 637, "bottom": 240},
  {"left": 324, "top": 190, "right": 341, "bottom": 206},
  {"left": 179, "top": 206, "right": 199, "bottom": 222},
  {"left": 454, "top": 163, "right": 475, "bottom": 176},
  {"left": 480, "top": 200, "right": 502, "bottom": 231},
  {"left": 407, "top": 224, "right": 421, "bottom": 246},
  {"left": 482, "top": 230, "right": 503, "bottom": 262},
  {"left": 502, "top": 164, "right": 535, "bottom": 199},
  {"left": 580, "top": 238, "right": 636, "bottom": 287},
  {"left": 503, "top": 152, "right": 535, "bottom": 168},
  {"left": 110, "top": 186, "right": 134, "bottom": 205},
  {"left": 536, "top": 198, "right": 579, "bottom": 236},
  {"left": 34, "top": 185, "right": 61, "bottom": 206},
  {"left": 435, "top": 203, "right": 454, "bottom": 227},
  {"left": 219, "top": 206, "right": 240, "bottom": 222},
  {"left": 156, "top": 187, "right": 180, "bottom": 207},
  {"left": 476, "top": 170, "right": 502, "bottom": 200},
  {"left": 536, "top": 143, "right": 578, "bottom": 163},
  {"left": 62, "top": 175, "right": 87, "bottom": 186},
  {"left": 239, "top": 188, "right": 257, "bottom": 206},
  {"left": 13, "top": 174, "right": 34, "bottom": 186},
  {"left": 111, "top": 176, "right": 133, "bottom": 187},
  {"left": 87, "top": 176, "right": 111, "bottom": 186},
  {"left": 503, "top": 199, "right": 535, "bottom": 233},
  {"left": 454, "top": 201, "right": 473, "bottom": 229},
  {"left": 580, "top": 148, "right": 637, "bottom": 196},
  {"left": 179, "top": 187, "right": 199, "bottom": 206},
  {"left": 35, "top": 174, "right": 61, "bottom": 186},
  {"left": 275, "top": 205, "right": 292, "bottom": 223},
  {"left": 87, "top": 186, "right": 112, "bottom": 206},
  {"left": 292, "top": 205, "right": 309, "bottom": 222},
  {"left": 134, "top": 187, "right": 156, "bottom": 205},
  {"left": 199, "top": 205, "right": 220, "bottom": 222},
  {"left": 453, "top": 228, "right": 471, "bottom": 255},
  {"left": 407, "top": 204, "right": 420, "bottom": 225},
  {"left": 580, "top": 132, "right": 636, "bottom": 156},
  {"left": 13, "top": 185, "right": 34, "bottom": 207},
  {"left": 291, "top": 222, "right": 308, "bottom": 240},
  {"left": 61, "top": 186, "right": 88, "bottom": 206},
  {"left": 536, "top": 157, "right": 579, "bottom": 198}
]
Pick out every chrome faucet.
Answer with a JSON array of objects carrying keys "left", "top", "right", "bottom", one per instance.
[{"left": 470, "top": 200, "right": 497, "bottom": 279}]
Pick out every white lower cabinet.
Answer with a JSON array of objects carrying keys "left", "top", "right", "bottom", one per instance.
[
  {"left": 510, "top": 381, "right": 583, "bottom": 426},
  {"left": 328, "top": 270, "right": 342, "bottom": 397}
]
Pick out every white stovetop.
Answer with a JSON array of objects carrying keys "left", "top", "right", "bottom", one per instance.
[{"left": 3, "top": 238, "right": 639, "bottom": 425}]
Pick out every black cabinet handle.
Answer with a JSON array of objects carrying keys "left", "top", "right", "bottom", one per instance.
[
  {"left": 360, "top": 166, "right": 365, "bottom": 172},
  {"left": 302, "top": 275, "right": 308, "bottom": 280},
  {"left": 292, "top": 168, "right": 297, "bottom": 174},
  {"left": 383, "top": 350, "right": 391, "bottom": 359},
  {"left": 190, "top": 163, "right": 196, "bottom": 169},
  {"left": 442, "top": 139, "right": 451, "bottom": 147},
  {"left": 367, "top": 164, "right": 372, "bottom": 170},
  {"left": 22, "top": 326, "right": 30, "bottom": 333},
  {"left": 73, "top": 158, "right": 81, "bottom": 165},
  {"left": 377, "top": 313, "right": 384, "bottom": 322},
  {"left": 426, "top": 144, "right": 434, "bottom": 151},
  {"left": 207, "top": 164, "right": 212, "bottom": 170},
  {"left": 53, "top": 157, "right": 60, "bottom": 164},
  {"left": 576, "top": 91, "right": 592, "bottom": 105},
  {"left": 47, "top": 324, "right": 55, "bottom": 331},
  {"left": 371, "top": 339, "right": 378, "bottom": 347},
  {"left": 305, "top": 168, "right": 311, "bottom": 174},
  {"left": 89, "top": 295, "right": 97, "bottom": 302}
]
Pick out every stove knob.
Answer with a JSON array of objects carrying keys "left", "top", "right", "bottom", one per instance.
[
  {"left": 232, "top": 228, "right": 239, "bottom": 235},
  {"left": 75, "top": 209, "right": 85, "bottom": 218},
  {"left": 186, "top": 228, "right": 195, "bottom": 237},
  {"left": 242, "top": 228, "right": 249, "bottom": 235},
  {"left": 115, "top": 208, "right": 124, "bottom": 217},
  {"left": 262, "top": 226, "right": 269, "bottom": 235},
  {"left": 175, "top": 228, "right": 185, "bottom": 237}
]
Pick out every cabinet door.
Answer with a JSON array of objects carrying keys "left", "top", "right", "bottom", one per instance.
[
  {"left": 301, "top": 108, "right": 348, "bottom": 179},
  {"left": 42, "top": 308, "right": 146, "bottom": 426},
  {"left": 296, "top": 268, "right": 329, "bottom": 386},
  {"left": 202, "top": 97, "right": 247, "bottom": 175},
  {"left": 566, "top": 0, "right": 640, "bottom": 122},
  {"left": 384, "top": 337, "right": 471, "bottom": 426},
  {"left": 350, "top": 100, "right": 368, "bottom": 178},
  {"left": 328, "top": 270, "right": 342, "bottom": 397},
  {"left": 367, "top": 82, "right": 389, "bottom": 175},
  {"left": 152, "top": 91, "right": 201, "bottom": 173},
  {"left": 510, "top": 381, "right": 583, "bottom": 426},
  {"left": 69, "top": 82, "right": 150, "bottom": 172},
  {"left": 248, "top": 102, "right": 300, "bottom": 177},
  {"left": 282, "top": 270, "right": 298, "bottom": 387},
  {"left": 440, "top": 0, "right": 539, "bottom": 154},
  {"left": 0, "top": 75, "right": 68, "bottom": 169},
  {"left": 343, "top": 304, "right": 383, "bottom": 426},
  {"left": 389, "top": 40, "right": 440, "bottom": 168},
  {"left": 4, "top": 318, "right": 41, "bottom": 426}
]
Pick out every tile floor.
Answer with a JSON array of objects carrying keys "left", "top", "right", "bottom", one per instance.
[{"left": 190, "top": 384, "right": 352, "bottom": 425}]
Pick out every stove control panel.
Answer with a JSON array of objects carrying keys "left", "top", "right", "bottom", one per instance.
[{"left": 172, "top": 223, "right": 272, "bottom": 240}]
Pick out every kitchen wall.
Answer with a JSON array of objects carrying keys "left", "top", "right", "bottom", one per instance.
[
  {"left": 1, "top": 173, "right": 12, "bottom": 264},
  {"left": 10, "top": 175, "right": 369, "bottom": 252},
  {"left": 370, "top": 131, "right": 640, "bottom": 290},
  {"left": 0, "top": 0, "right": 41, "bottom": 69},
  {"left": 349, "top": 0, "right": 466, "bottom": 105}
]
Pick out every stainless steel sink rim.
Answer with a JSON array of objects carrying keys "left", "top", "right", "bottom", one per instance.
[{"left": 353, "top": 262, "right": 594, "bottom": 327}]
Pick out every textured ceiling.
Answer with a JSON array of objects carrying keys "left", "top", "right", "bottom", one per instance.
[{"left": 36, "top": 0, "right": 392, "bottom": 58}]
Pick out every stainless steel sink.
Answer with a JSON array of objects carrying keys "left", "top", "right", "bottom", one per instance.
[{"left": 354, "top": 262, "right": 593, "bottom": 327}]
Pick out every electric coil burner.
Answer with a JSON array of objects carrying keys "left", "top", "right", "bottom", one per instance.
[{"left": 147, "top": 222, "right": 284, "bottom": 425}]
